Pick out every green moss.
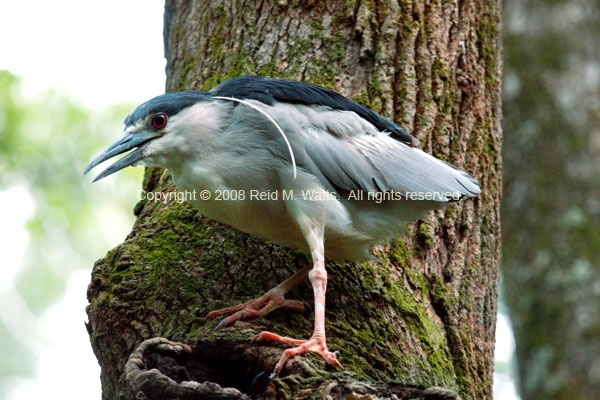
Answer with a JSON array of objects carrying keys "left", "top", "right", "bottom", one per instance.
[
  {"left": 476, "top": 12, "right": 500, "bottom": 89},
  {"left": 331, "top": 258, "right": 457, "bottom": 386},
  {"left": 258, "top": 61, "right": 277, "bottom": 77},
  {"left": 419, "top": 222, "right": 435, "bottom": 249},
  {"left": 445, "top": 207, "right": 457, "bottom": 219},
  {"left": 429, "top": 274, "right": 457, "bottom": 309},
  {"left": 432, "top": 57, "right": 449, "bottom": 81},
  {"left": 352, "top": 92, "right": 372, "bottom": 108},
  {"left": 182, "top": 61, "right": 198, "bottom": 78},
  {"left": 388, "top": 237, "right": 412, "bottom": 267}
]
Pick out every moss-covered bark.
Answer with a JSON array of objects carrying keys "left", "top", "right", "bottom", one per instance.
[{"left": 86, "top": 1, "right": 502, "bottom": 399}]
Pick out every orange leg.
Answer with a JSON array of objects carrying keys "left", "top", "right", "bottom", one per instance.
[
  {"left": 253, "top": 217, "right": 341, "bottom": 374},
  {"left": 206, "top": 266, "right": 310, "bottom": 329},
  {"left": 253, "top": 261, "right": 341, "bottom": 374}
]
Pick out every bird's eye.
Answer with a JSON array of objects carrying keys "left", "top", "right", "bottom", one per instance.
[{"left": 151, "top": 113, "right": 168, "bottom": 130}]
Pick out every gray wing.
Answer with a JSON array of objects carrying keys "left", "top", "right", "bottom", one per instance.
[
  {"left": 268, "top": 103, "right": 480, "bottom": 202},
  {"left": 211, "top": 75, "right": 416, "bottom": 146}
]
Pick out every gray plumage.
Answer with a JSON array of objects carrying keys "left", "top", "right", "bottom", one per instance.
[
  {"left": 85, "top": 76, "right": 481, "bottom": 372},
  {"left": 211, "top": 75, "right": 416, "bottom": 146},
  {"left": 86, "top": 76, "right": 480, "bottom": 261}
]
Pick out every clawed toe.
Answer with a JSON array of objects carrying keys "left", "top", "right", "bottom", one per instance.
[
  {"left": 253, "top": 330, "right": 342, "bottom": 374},
  {"left": 206, "top": 291, "right": 304, "bottom": 329}
]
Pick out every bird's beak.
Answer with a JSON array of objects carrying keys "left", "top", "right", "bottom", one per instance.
[{"left": 84, "top": 130, "right": 161, "bottom": 182}]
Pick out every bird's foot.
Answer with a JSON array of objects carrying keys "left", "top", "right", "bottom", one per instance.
[
  {"left": 206, "top": 290, "right": 304, "bottom": 329},
  {"left": 253, "top": 331, "right": 342, "bottom": 374}
]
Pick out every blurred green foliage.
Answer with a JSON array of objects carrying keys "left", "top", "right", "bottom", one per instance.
[
  {"left": 502, "top": 0, "right": 600, "bottom": 398},
  {"left": 0, "top": 70, "right": 143, "bottom": 396}
]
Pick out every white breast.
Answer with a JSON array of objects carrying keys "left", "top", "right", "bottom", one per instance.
[{"left": 169, "top": 157, "right": 367, "bottom": 259}]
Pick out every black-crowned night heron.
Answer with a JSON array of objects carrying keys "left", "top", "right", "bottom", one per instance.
[{"left": 85, "top": 75, "right": 480, "bottom": 375}]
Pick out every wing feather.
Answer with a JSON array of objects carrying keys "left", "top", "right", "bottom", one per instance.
[
  {"left": 211, "top": 75, "right": 416, "bottom": 146},
  {"left": 262, "top": 103, "right": 481, "bottom": 202}
]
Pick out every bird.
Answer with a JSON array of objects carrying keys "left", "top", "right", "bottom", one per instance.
[{"left": 85, "top": 75, "right": 480, "bottom": 376}]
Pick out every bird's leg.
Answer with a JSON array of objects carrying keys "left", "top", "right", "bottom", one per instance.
[
  {"left": 253, "top": 217, "right": 342, "bottom": 374},
  {"left": 206, "top": 265, "right": 309, "bottom": 329}
]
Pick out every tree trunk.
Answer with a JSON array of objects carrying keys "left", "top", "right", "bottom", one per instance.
[
  {"left": 86, "top": 1, "right": 502, "bottom": 399},
  {"left": 502, "top": 1, "right": 600, "bottom": 399}
]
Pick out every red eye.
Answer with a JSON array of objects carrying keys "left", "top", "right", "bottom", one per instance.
[{"left": 151, "top": 113, "right": 168, "bottom": 130}]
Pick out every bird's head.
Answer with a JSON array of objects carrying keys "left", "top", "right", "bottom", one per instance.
[{"left": 84, "top": 91, "right": 223, "bottom": 182}]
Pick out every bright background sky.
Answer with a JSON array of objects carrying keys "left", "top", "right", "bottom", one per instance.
[
  {"left": 0, "top": 1, "right": 518, "bottom": 399},
  {"left": 1, "top": 1, "right": 165, "bottom": 398},
  {"left": 0, "top": 0, "right": 166, "bottom": 106}
]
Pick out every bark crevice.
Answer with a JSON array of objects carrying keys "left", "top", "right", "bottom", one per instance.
[{"left": 124, "top": 337, "right": 463, "bottom": 400}]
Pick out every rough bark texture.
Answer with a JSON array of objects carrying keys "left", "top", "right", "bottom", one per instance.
[{"left": 86, "top": 1, "right": 502, "bottom": 399}]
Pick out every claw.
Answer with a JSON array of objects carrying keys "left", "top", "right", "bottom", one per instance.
[
  {"left": 253, "top": 330, "right": 342, "bottom": 374},
  {"left": 214, "top": 318, "right": 229, "bottom": 331},
  {"left": 250, "top": 370, "right": 277, "bottom": 395},
  {"left": 206, "top": 267, "right": 309, "bottom": 331},
  {"left": 206, "top": 293, "right": 304, "bottom": 329}
]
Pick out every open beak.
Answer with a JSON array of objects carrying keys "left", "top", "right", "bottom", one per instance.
[{"left": 84, "top": 131, "right": 161, "bottom": 182}]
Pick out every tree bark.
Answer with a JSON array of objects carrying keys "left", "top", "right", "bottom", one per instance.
[{"left": 86, "top": 1, "right": 502, "bottom": 399}]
